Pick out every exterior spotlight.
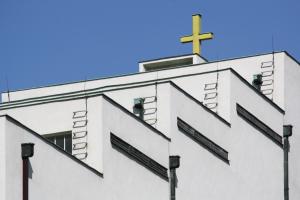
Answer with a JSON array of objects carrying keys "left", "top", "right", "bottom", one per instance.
[
  {"left": 169, "top": 155, "right": 180, "bottom": 200},
  {"left": 283, "top": 125, "right": 293, "bottom": 137},
  {"left": 22, "top": 143, "right": 35, "bottom": 159},
  {"left": 169, "top": 155, "right": 180, "bottom": 169},
  {"left": 21, "top": 143, "right": 34, "bottom": 200},
  {"left": 252, "top": 74, "right": 263, "bottom": 91}
]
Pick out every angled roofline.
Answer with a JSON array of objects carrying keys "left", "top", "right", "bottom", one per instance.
[
  {"left": 102, "top": 94, "right": 171, "bottom": 142},
  {"left": 169, "top": 81, "right": 231, "bottom": 127},
  {"left": 0, "top": 81, "right": 232, "bottom": 129},
  {"left": 229, "top": 68, "right": 285, "bottom": 114},
  {"left": 283, "top": 51, "right": 300, "bottom": 66},
  {"left": 2, "top": 51, "right": 293, "bottom": 95},
  {"left": 0, "top": 114, "right": 103, "bottom": 178}
]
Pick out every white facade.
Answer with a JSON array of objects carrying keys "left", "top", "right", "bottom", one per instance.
[{"left": 0, "top": 51, "right": 299, "bottom": 200}]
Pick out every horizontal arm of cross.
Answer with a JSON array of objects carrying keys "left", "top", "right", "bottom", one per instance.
[
  {"left": 180, "top": 35, "right": 194, "bottom": 43},
  {"left": 198, "top": 32, "right": 214, "bottom": 40}
]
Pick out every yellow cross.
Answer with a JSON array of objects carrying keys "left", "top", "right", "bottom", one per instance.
[{"left": 180, "top": 14, "right": 213, "bottom": 55}]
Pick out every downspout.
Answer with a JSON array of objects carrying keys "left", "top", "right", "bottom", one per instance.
[
  {"left": 169, "top": 156, "right": 180, "bottom": 200},
  {"left": 21, "top": 143, "right": 35, "bottom": 200},
  {"left": 283, "top": 125, "right": 292, "bottom": 200}
]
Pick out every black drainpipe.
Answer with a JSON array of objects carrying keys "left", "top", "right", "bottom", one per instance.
[
  {"left": 21, "top": 143, "right": 35, "bottom": 200},
  {"left": 283, "top": 125, "right": 292, "bottom": 200},
  {"left": 169, "top": 155, "right": 180, "bottom": 200}
]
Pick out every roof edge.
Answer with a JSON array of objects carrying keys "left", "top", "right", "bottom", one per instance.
[
  {"left": 282, "top": 51, "right": 300, "bottom": 66},
  {"left": 102, "top": 94, "right": 171, "bottom": 142},
  {"left": 229, "top": 68, "right": 285, "bottom": 114},
  {"left": 0, "top": 114, "right": 104, "bottom": 178},
  {"left": 169, "top": 81, "right": 231, "bottom": 127}
]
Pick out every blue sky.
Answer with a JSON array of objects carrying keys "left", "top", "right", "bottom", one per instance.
[{"left": 0, "top": 0, "right": 299, "bottom": 94}]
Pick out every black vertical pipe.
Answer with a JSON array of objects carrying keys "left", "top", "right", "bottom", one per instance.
[
  {"left": 23, "top": 159, "right": 29, "bottom": 200},
  {"left": 283, "top": 137, "right": 289, "bottom": 200},
  {"left": 169, "top": 156, "right": 180, "bottom": 200},
  {"left": 283, "top": 125, "right": 292, "bottom": 200},
  {"left": 21, "top": 143, "right": 34, "bottom": 200},
  {"left": 170, "top": 168, "right": 176, "bottom": 200}
]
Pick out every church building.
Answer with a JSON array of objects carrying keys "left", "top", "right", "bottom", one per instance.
[{"left": 0, "top": 14, "right": 299, "bottom": 200}]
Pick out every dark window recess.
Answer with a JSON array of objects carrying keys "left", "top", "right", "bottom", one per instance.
[
  {"left": 177, "top": 118, "right": 229, "bottom": 163},
  {"left": 56, "top": 135, "right": 64, "bottom": 149},
  {"left": 110, "top": 133, "right": 168, "bottom": 181},
  {"left": 65, "top": 134, "right": 72, "bottom": 154},
  {"left": 44, "top": 131, "right": 72, "bottom": 154},
  {"left": 236, "top": 104, "right": 283, "bottom": 147}
]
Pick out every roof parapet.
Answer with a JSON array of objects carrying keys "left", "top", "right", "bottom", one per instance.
[{"left": 139, "top": 54, "right": 207, "bottom": 72}]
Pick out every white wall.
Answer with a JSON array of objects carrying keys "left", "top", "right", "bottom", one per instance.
[
  {"left": 0, "top": 97, "right": 104, "bottom": 172},
  {"left": 230, "top": 72, "right": 284, "bottom": 200},
  {"left": 168, "top": 82, "right": 233, "bottom": 200},
  {"left": 171, "top": 70, "right": 231, "bottom": 121},
  {"left": 1, "top": 115, "right": 104, "bottom": 200},
  {"left": 221, "top": 53, "right": 285, "bottom": 108},
  {"left": 0, "top": 117, "right": 6, "bottom": 200},
  {"left": 1, "top": 52, "right": 288, "bottom": 129},
  {"left": 0, "top": 51, "right": 298, "bottom": 200},
  {"left": 101, "top": 96, "right": 170, "bottom": 200},
  {"left": 1, "top": 93, "right": 173, "bottom": 200},
  {"left": 1, "top": 52, "right": 286, "bottom": 111},
  {"left": 0, "top": 99, "right": 84, "bottom": 134},
  {"left": 283, "top": 54, "right": 300, "bottom": 200},
  {"left": 165, "top": 70, "right": 284, "bottom": 200}
]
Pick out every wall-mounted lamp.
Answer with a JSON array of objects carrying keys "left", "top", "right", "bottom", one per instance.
[
  {"left": 21, "top": 143, "right": 34, "bottom": 200},
  {"left": 133, "top": 98, "right": 145, "bottom": 119},
  {"left": 22, "top": 143, "right": 35, "bottom": 159},
  {"left": 252, "top": 74, "right": 263, "bottom": 91},
  {"left": 169, "top": 155, "right": 180, "bottom": 169},
  {"left": 169, "top": 155, "right": 180, "bottom": 200},
  {"left": 283, "top": 125, "right": 293, "bottom": 138}
]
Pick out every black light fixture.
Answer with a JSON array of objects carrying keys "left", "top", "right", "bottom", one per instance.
[
  {"left": 169, "top": 155, "right": 180, "bottom": 169},
  {"left": 133, "top": 98, "right": 145, "bottom": 119},
  {"left": 169, "top": 155, "right": 180, "bottom": 200},
  {"left": 22, "top": 143, "right": 35, "bottom": 159},
  {"left": 252, "top": 74, "right": 263, "bottom": 91},
  {"left": 21, "top": 143, "right": 34, "bottom": 200},
  {"left": 283, "top": 125, "right": 293, "bottom": 137}
]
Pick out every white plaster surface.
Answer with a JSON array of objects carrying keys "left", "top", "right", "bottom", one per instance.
[
  {"left": 1, "top": 52, "right": 286, "bottom": 109},
  {"left": 101, "top": 96, "right": 169, "bottom": 200},
  {"left": 0, "top": 51, "right": 299, "bottom": 200},
  {"left": 1, "top": 115, "right": 104, "bottom": 200},
  {"left": 283, "top": 55, "right": 300, "bottom": 200},
  {"left": 0, "top": 117, "right": 6, "bottom": 200},
  {"left": 167, "top": 74, "right": 284, "bottom": 200}
]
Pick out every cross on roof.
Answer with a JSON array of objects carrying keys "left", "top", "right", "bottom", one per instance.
[{"left": 180, "top": 14, "right": 214, "bottom": 55}]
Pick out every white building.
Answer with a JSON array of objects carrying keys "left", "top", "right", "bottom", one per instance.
[
  {"left": 1, "top": 12, "right": 300, "bottom": 199},
  {"left": 0, "top": 50, "right": 299, "bottom": 200}
]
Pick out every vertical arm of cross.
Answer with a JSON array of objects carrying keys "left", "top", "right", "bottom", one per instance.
[
  {"left": 192, "top": 15, "right": 201, "bottom": 35},
  {"left": 192, "top": 15, "right": 201, "bottom": 54},
  {"left": 180, "top": 14, "right": 213, "bottom": 55}
]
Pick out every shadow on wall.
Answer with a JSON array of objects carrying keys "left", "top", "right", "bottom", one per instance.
[{"left": 28, "top": 160, "right": 33, "bottom": 179}]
